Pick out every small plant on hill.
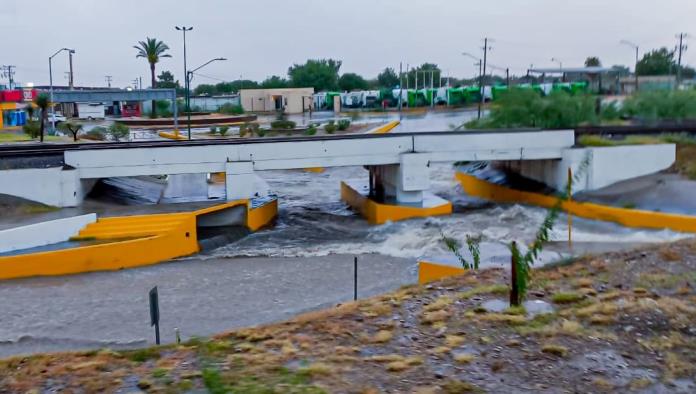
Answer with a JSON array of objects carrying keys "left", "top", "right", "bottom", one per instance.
[
  {"left": 109, "top": 122, "right": 130, "bottom": 142},
  {"left": 239, "top": 123, "right": 259, "bottom": 137},
  {"left": 337, "top": 119, "right": 351, "bottom": 131},
  {"left": 304, "top": 125, "right": 317, "bottom": 136},
  {"left": 219, "top": 126, "right": 229, "bottom": 136},
  {"left": 210, "top": 126, "right": 218, "bottom": 135}
]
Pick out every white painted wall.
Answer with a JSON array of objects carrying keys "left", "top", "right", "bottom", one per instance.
[
  {"left": 503, "top": 144, "right": 676, "bottom": 193},
  {"left": 0, "top": 213, "right": 97, "bottom": 253},
  {"left": 0, "top": 167, "right": 92, "bottom": 207}
]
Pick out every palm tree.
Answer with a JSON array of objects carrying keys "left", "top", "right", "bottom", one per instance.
[
  {"left": 134, "top": 37, "right": 171, "bottom": 117},
  {"left": 35, "top": 94, "right": 49, "bottom": 142}
]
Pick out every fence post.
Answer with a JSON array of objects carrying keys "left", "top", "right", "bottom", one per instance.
[
  {"left": 567, "top": 167, "right": 573, "bottom": 251},
  {"left": 149, "top": 287, "right": 160, "bottom": 345},
  {"left": 510, "top": 242, "right": 520, "bottom": 307},
  {"left": 354, "top": 256, "right": 358, "bottom": 301}
]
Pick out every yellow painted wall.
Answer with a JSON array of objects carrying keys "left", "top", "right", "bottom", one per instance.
[
  {"left": 341, "top": 182, "right": 452, "bottom": 225},
  {"left": 456, "top": 172, "right": 696, "bottom": 233},
  {"left": 0, "top": 199, "right": 278, "bottom": 280},
  {"left": 418, "top": 261, "right": 467, "bottom": 284}
]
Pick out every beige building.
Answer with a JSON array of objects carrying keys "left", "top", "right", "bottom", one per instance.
[{"left": 240, "top": 87, "right": 314, "bottom": 114}]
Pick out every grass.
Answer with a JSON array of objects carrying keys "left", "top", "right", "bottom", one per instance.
[
  {"left": 453, "top": 353, "right": 476, "bottom": 364},
  {"left": 458, "top": 284, "right": 508, "bottom": 299},
  {"left": 541, "top": 343, "right": 569, "bottom": 357},
  {"left": 551, "top": 292, "right": 584, "bottom": 304}
]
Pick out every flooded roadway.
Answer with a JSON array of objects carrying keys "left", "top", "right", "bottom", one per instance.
[{"left": 0, "top": 110, "right": 692, "bottom": 357}]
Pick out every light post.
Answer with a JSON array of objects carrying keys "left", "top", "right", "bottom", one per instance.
[
  {"left": 48, "top": 47, "right": 74, "bottom": 134},
  {"left": 186, "top": 57, "right": 227, "bottom": 139},
  {"left": 463, "top": 52, "right": 483, "bottom": 119},
  {"left": 175, "top": 26, "right": 193, "bottom": 115},
  {"left": 551, "top": 57, "right": 563, "bottom": 81},
  {"left": 620, "top": 40, "right": 640, "bottom": 92}
]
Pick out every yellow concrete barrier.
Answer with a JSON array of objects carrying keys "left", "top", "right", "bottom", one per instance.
[
  {"left": 159, "top": 130, "right": 188, "bottom": 140},
  {"left": 418, "top": 261, "right": 467, "bottom": 284},
  {"left": 340, "top": 182, "right": 452, "bottom": 225},
  {"left": 0, "top": 199, "right": 278, "bottom": 280},
  {"left": 367, "top": 120, "right": 400, "bottom": 134},
  {"left": 456, "top": 172, "right": 696, "bottom": 233}
]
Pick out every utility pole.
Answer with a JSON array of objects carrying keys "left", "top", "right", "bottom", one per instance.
[
  {"left": 176, "top": 26, "right": 193, "bottom": 113},
  {"left": 481, "top": 37, "right": 492, "bottom": 117},
  {"left": 1, "top": 65, "right": 16, "bottom": 89},
  {"left": 506, "top": 68, "right": 510, "bottom": 88},
  {"left": 139, "top": 76, "right": 143, "bottom": 90},
  {"left": 105, "top": 75, "right": 112, "bottom": 88},
  {"left": 132, "top": 79, "right": 139, "bottom": 90},
  {"left": 430, "top": 70, "right": 434, "bottom": 107},
  {"left": 399, "top": 62, "right": 403, "bottom": 119},
  {"left": 676, "top": 33, "right": 689, "bottom": 86},
  {"left": 68, "top": 50, "right": 75, "bottom": 90},
  {"left": 477, "top": 59, "right": 483, "bottom": 119}
]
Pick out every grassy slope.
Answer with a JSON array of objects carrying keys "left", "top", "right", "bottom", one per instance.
[{"left": 1, "top": 241, "right": 695, "bottom": 393}]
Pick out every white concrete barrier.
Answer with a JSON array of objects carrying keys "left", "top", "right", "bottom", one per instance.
[
  {"left": 0, "top": 167, "right": 94, "bottom": 207},
  {"left": 0, "top": 214, "right": 97, "bottom": 253}
]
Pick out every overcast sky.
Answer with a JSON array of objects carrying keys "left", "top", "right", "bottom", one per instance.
[{"left": 2, "top": 0, "right": 694, "bottom": 88}]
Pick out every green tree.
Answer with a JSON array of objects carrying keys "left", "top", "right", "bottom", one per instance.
[
  {"left": 260, "top": 75, "right": 289, "bottom": 89},
  {"left": 134, "top": 37, "right": 172, "bottom": 116},
  {"left": 584, "top": 57, "right": 601, "bottom": 67},
  {"left": 35, "top": 94, "right": 49, "bottom": 142},
  {"left": 193, "top": 84, "right": 216, "bottom": 96},
  {"left": 338, "top": 72, "right": 369, "bottom": 91},
  {"left": 109, "top": 122, "right": 130, "bottom": 142},
  {"left": 288, "top": 59, "right": 342, "bottom": 91},
  {"left": 636, "top": 48, "right": 675, "bottom": 76},
  {"left": 377, "top": 67, "right": 400, "bottom": 89},
  {"left": 57, "top": 121, "right": 83, "bottom": 142},
  {"left": 157, "top": 71, "right": 180, "bottom": 89}
]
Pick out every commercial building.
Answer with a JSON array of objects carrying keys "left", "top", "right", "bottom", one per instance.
[
  {"left": 0, "top": 88, "right": 36, "bottom": 129},
  {"left": 240, "top": 88, "right": 314, "bottom": 114}
]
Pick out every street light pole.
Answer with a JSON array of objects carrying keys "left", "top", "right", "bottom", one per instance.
[
  {"left": 620, "top": 40, "right": 640, "bottom": 92},
  {"left": 551, "top": 57, "right": 563, "bottom": 81},
  {"left": 176, "top": 26, "right": 193, "bottom": 116},
  {"left": 48, "top": 47, "right": 74, "bottom": 136},
  {"left": 186, "top": 57, "right": 227, "bottom": 139},
  {"left": 462, "top": 52, "right": 483, "bottom": 119}
]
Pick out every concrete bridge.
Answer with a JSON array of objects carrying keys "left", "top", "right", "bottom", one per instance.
[{"left": 0, "top": 130, "right": 675, "bottom": 209}]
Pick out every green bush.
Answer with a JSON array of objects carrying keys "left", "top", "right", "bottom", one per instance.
[
  {"left": 256, "top": 128, "right": 267, "bottom": 137},
  {"left": 219, "top": 126, "right": 229, "bottom": 136},
  {"left": 324, "top": 120, "right": 337, "bottom": 134},
  {"left": 270, "top": 120, "right": 296, "bottom": 129},
  {"left": 622, "top": 90, "right": 696, "bottom": 122},
  {"left": 210, "top": 126, "right": 218, "bottom": 134},
  {"left": 84, "top": 126, "right": 107, "bottom": 141},
  {"left": 465, "top": 89, "right": 597, "bottom": 129},
  {"left": 155, "top": 100, "right": 173, "bottom": 118},
  {"left": 337, "top": 119, "right": 351, "bottom": 131},
  {"left": 23, "top": 120, "right": 40, "bottom": 138},
  {"left": 304, "top": 126, "right": 317, "bottom": 136},
  {"left": 218, "top": 103, "right": 244, "bottom": 115},
  {"left": 239, "top": 122, "right": 259, "bottom": 137},
  {"left": 109, "top": 122, "right": 130, "bottom": 142}
]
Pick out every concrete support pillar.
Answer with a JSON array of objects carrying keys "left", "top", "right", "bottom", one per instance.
[
  {"left": 373, "top": 153, "right": 430, "bottom": 205},
  {"left": 163, "top": 174, "right": 209, "bottom": 200},
  {"left": 225, "top": 161, "right": 255, "bottom": 201}
]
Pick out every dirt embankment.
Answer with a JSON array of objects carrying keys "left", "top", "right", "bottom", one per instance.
[{"left": 1, "top": 240, "right": 695, "bottom": 393}]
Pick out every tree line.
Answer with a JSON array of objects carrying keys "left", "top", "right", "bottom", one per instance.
[{"left": 133, "top": 36, "right": 695, "bottom": 98}]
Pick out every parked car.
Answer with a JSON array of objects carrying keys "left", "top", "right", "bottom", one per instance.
[{"left": 48, "top": 113, "right": 67, "bottom": 123}]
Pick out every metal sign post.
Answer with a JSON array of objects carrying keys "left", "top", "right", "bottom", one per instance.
[
  {"left": 149, "top": 286, "right": 160, "bottom": 345},
  {"left": 354, "top": 257, "right": 358, "bottom": 301}
]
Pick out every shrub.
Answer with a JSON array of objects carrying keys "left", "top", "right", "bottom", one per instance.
[
  {"left": 155, "top": 100, "right": 172, "bottom": 118},
  {"left": 23, "top": 120, "right": 40, "bottom": 138},
  {"left": 210, "top": 126, "right": 218, "bottom": 134},
  {"left": 270, "top": 120, "right": 296, "bottom": 129},
  {"left": 256, "top": 128, "right": 267, "bottom": 137},
  {"left": 622, "top": 90, "right": 696, "bottom": 122},
  {"left": 84, "top": 126, "right": 107, "bottom": 141},
  {"left": 219, "top": 126, "right": 229, "bottom": 136},
  {"left": 109, "top": 122, "right": 130, "bottom": 142},
  {"left": 324, "top": 120, "right": 337, "bottom": 134},
  {"left": 239, "top": 122, "right": 259, "bottom": 137},
  {"left": 304, "top": 126, "right": 317, "bottom": 136},
  {"left": 337, "top": 119, "right": 351, "bottom": 131},
  {"left": 218, "top": 103, "right": 244, "bottom": 115}
]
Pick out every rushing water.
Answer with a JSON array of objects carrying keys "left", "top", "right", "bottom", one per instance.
[{"left": 0, "top": 110, "right": 692, "bottom": 357}]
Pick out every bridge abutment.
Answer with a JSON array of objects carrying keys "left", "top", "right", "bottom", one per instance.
[{"left": 225, "top": 161, "right": 256, "bottom": 201}]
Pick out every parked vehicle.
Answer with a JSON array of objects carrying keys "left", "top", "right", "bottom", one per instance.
[
  {"left": 77, "top": 102, "right": 106, "bottom": 120},
  {"left": 48, "top": 113, "right": 67, "bottom": 123}
]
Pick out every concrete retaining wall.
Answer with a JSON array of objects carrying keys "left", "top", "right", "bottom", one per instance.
[
  {"left": 502, "top": 144, "right": 676, "bottom": 193},
  {"left": 0, "top": 214, "right": 97, "bottom": 253},
  {"left": 0, "top": 167, "right": 95, "bottom": 207}
]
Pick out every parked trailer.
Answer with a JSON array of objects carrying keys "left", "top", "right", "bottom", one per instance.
[{"left": 77, "top": 102, "right": 106, "bottom": 120}]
